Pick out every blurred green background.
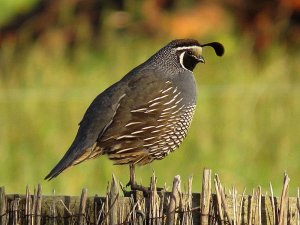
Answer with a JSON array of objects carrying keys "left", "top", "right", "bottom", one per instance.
[{"left": 0, "top": 0, "right": 299, "bottom": 196}]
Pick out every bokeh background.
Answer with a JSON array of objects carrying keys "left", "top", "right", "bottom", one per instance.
[{"left": 0, "top": 0, "right": 299, "bottom": 196}]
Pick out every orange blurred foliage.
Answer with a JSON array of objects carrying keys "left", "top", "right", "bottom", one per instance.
[{"left": 142, "top": 0, "right": 228, "bottom": 38}]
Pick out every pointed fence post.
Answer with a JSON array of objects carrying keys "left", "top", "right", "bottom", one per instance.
[
  {"left": 166, "top": 175, "right": 181, "bottom": 225},
  {"left": 0, "top": 187, "right": 7, "bottom": 225},
  {"left": 200, "top": 169, "right": 211, "bottom": 225},
  {"left": 25, "top": 185, "right": 32, "bottom": 225},
  {"left": 109, "top": 174, "right": 119, "bottom": 225},
  {"left": 79, "top": 188, "right": 87, "bottom": 225},
  {"left": 35, "top": 184, "right": 42, "bottom": 225},
  {"left": 149, "top": 172, "right": 160, "bottom": 225},
  {"left": 278, "top": 173, "right": 290, "bottom": 225}
]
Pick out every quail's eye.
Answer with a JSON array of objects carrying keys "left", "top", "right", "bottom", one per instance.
[{"left": 187, "top": 50, "right": 193, "bottom": 55}]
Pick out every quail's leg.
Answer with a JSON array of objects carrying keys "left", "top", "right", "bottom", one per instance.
[{"left": 126, "top": 164, "right": 149, "bottom": 193}]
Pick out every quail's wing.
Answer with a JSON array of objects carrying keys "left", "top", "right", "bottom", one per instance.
[
  {"left": 45, "top": 69, "right": 185, "bottom": 180},
  {"left": 98, "top": 70, "right": 188, "bottom": 165},
  {"left": 44, "top": 80, "right": 128, "bottom": 180}
]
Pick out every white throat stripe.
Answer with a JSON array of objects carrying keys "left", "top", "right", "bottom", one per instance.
[{"left": 179, "top": 52, "right": 188, "bottom": 71}]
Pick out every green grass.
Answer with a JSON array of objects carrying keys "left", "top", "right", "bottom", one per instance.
[{"left": 0, "top": 34, "right": 299, "bottom": 197}]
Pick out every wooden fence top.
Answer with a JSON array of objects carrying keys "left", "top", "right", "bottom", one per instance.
[{"left": 0, "top": 169, "right": 299, "bottom": 225}]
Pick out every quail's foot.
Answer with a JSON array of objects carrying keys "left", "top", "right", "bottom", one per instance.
[{"left": 126, "top": 180, "right": 149, "bottom": 195}]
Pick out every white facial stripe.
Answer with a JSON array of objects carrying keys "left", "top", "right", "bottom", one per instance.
[
  {"left": 175, "top": 46, "right": 203, "bottom": 54},
  {"left": 179, "top": 52, "right": 188, "bottom": 71}
]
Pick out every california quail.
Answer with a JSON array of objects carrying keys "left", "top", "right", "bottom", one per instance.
[{"left": 45, "top": 39, "right": 224, "bottom": 190}]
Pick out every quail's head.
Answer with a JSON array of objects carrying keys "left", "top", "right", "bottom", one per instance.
[{"left": 152, "top": 39, "right": 224, "bottom": 73}]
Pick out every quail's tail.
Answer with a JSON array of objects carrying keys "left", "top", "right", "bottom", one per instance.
[
  {"left": 44, "top": 162, "right": 69, "bottom": 181},
  {"left": 44, "top": 142, "right": 90, "bottom": 180},
  {"left": 44, "top": 153, "right": 74, "bottom": 181}
]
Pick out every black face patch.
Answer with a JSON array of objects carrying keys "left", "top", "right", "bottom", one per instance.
[{"left": 182, "top": 52, "right": 199, "bottom": 71}]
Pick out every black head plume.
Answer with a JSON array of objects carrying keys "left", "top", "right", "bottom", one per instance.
[{"left": 201, "top": 42, "right": 224, "bottom": 56}]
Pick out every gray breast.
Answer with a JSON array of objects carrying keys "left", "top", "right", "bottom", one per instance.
[{"left": 148, "top": 73, "right": 197, "bottom": 160}]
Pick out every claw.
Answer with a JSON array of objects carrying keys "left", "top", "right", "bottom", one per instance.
[{"left": 130, "top": 182, "right": 149, "bottom": 196}]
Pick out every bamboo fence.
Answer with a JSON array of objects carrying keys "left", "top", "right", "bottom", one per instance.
[{"left": 0, "top": 169, "right": 299, "bottom": 225}]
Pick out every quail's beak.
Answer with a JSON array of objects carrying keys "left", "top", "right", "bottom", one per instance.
[{"left": 197, "top": 55, "right": 205, "bottom": 64}]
